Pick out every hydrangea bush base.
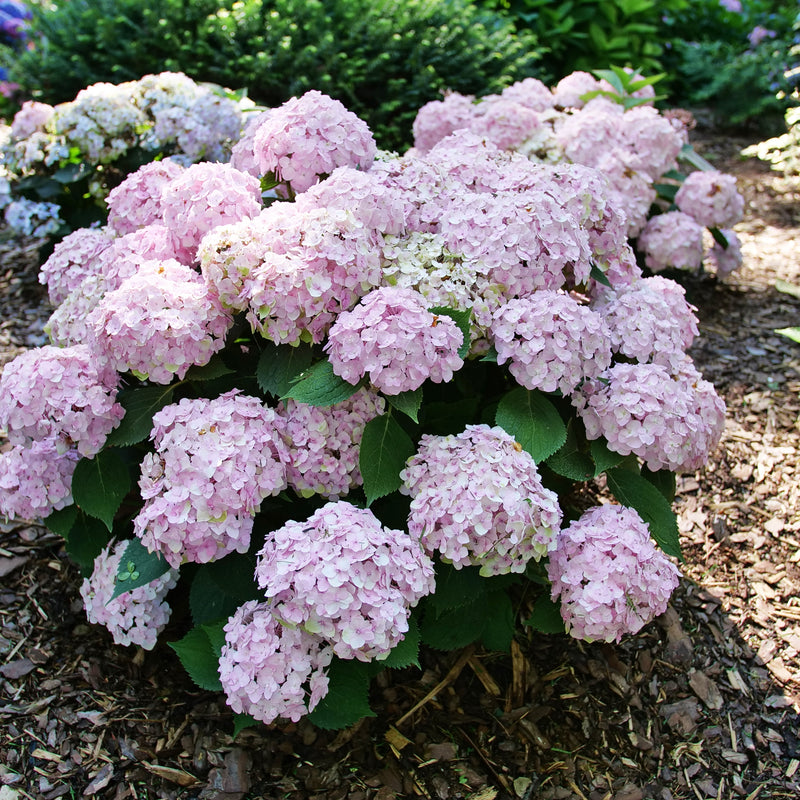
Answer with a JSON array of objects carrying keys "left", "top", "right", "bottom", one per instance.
[{"left": 0, "top": 80, "right": 730, "bottom": 732}]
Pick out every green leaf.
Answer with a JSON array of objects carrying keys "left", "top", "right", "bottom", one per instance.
[
  {"left": 104, "top": 386, "right": 174, "bottom": 447},
  {"left": 427, "top": 563, "right": 487, "bottom": 616},
  {"left": 307, "top": 658, "right": 375, "bottom": 730},
  {"left": 776, "top": 327, "right": 800, "bottom": 344},
  {"left": 606, "top": 467, "right": 681, "bottom": 559},
  {"left": 72, "top": 449, "right": 131, "bottom": 530},
  {"left": 51, "top": 162, "right": 91, "bottom": 184},
  {"left": 183, "top": 356, "right": 234, "bottom": 382},
  {"left": 654, "top": 183, "right": 679, "bottom": 202},
  {"left": 256, "top": 341, "right": 313, "bottom": 397},
  {"left": 281, "top": 358, "right": 361, "bottom": 407},
  {"left": 202, "top": 620, "right": 228, "bottom": 657},
  {"left": 495, "top": 388, "right": 567, "bottom": 463},
  {"left": 590, "top": 437, "right": 625, "bottom": 477},
  {"left": 378, "top": 616, "right": 420, "bottom": 669},
  {"left": 679, "top": 143, "right": 716, "bottom": 172},
  {"left": 775, "top": 279, "right": 800, "bottom": 299},
  {"left": 590, "top": 263, "right": 612, "bottom": 288},
  {"left": 359, "top": 412, "right": 415, "bottom": 506},
  {"left": 709, "top": 227, "right": 731, "bottom": 248},
  {"left": 232, "top": 713, "right": 260, "bottom": 738},
  {"left": 480, "top": 591, "right": 515, "bottom": 652},
  {"left": 429, "top": 306, "right": 472, "bottom": 359},
  {"left": 546, "top": 419, "right": 595, "bottom": 481},
  {"left": 112, "top": 537, "right": 172, "bottom": 599},
  {"left": 386, "top": 387, "right": 422, "bottom": 422},
  {"left": 525, "top": 595, "right": 566, "bottom": 634},
  {"left": 642, "top": 467, "right": 676, "bottom": 503},
  {"left": 43, "top": 505, "right": 78, "bottom": 538},
  {"left": 189, "top": 554, "right": 261, "bottom": 626},
  {"left": 480, "top": 345, "right": 498, "bottom": 363},
  {"left": 62, "top": 512, "right": 114, "bottom": 576},
  {"left": 169, "top": 627, "right": 222, "bottom": 691},
  {"left": 420, "top": 598, "right": 485, "bottom": 651}
]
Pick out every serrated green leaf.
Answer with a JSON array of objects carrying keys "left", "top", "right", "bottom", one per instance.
[
  {"left": 256, "top": 341, "right": 313, "bottom": 397},
  {"left": 307, "top": 659, "right": 375, "bottom": 730},
  {"left": 72, "top": 449, "right": 131, "bottom": 530},
  {"left": 378, "top": 617, "right": 420, "bottom": 669},
  {"left": 112, "top": 537, "right": 172, "bottom": 599},
  {"left": 427, "top": 563, "right": 487, "bottom": 616},
  {"left": 281, "top": 358, "right": 361, "bottom": 407},
  {"left": 590, "top": 437, "right": 625, "bottom": 476},
  {"left": 169, "top": 627, "right": 222, "bottom": 691},
  {"left": 642, "top": 467, "right": 676, "bottom": 503},
  {"left": 429, "top": 306, "right": 471, "bottom": 359},
  {"left": 189, "top": 555, "right": 261, "bottom": 626},
  {"left": 524, "top": 595, "right": 566, "bottom": 634},
  {"left": 202, "top": 620, "right": 228, "bottom": 657},
  {"left": 590, "top": 263, "right": 612, "bottom": 288},
  {"left": 43, "top": 505, "right": 78, "bottom": 538},
  {"left": 495, "top": 388, "right": 567, "bottom": 463},
  {"left": 63, "top": 512, "right": 114, "bottom": 577},
  {"left": 183, "top": 356, "right": 234, "bottom": 382},
  {"left": 359, "top": 413, "right": 415, "bottom": 506},
  {"left": 104, "top": 386, "right": 174, "bottom": 447},
  {"left": 232, "top": 713, "right": 260, "bottom": 738},
  {"left": 546, "top": 418, "right": 595, "bottom": 481},
  {"left": 480, "top": 591, "right": 515, "bottom": 652},
  {"left": 607, "top": 467, "right": 681, "bottom": 559},
  {"left": 420, "top": 598, "right": 484, "bottom": 651},
  {"left": 386, "top": 388, "right": 422, "bottom": 422}
]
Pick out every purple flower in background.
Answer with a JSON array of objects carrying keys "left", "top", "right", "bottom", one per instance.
[
  {"left": 0, "top": 1, "right": 31, "bottom": 43},
  {"left": 718, "top": 0, "right": 742, "bottom": 12},
  {"left": 748, "top": 26, "right": 776, "bottom": 47}
]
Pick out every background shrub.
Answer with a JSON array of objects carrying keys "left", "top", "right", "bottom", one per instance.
[{"left": 5, "top": 0, "right": 544, "bottom": 151}]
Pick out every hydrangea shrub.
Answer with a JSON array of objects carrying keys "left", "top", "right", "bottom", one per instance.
[{"left": 0, "top": 83, "right": 728, "bottom": 731}]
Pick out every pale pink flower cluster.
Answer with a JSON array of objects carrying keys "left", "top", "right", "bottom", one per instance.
[
  {"left": 401, "top": 425, "right": 562, "bottom": 575},
  {"left": 552, "top": 72, "right": 603, "bottom": 109},
  {"left": 547, "top": 505, "right": 680, "bottom": 642},
  {"left": 229, "top": 111, "right": 272, "bottom": 176},
  {"left": 45, "top": 275, "right": 107, "bottom": 348},
  {"left": 134, "top": 391, "right": 288, "bottom": 567},
  {"left": 88, "top": 259, "right": 232, "bottom": 384},
  {"left": 81, "top": 540, "right": 179, "bottom": 650},
  {"left": 706, "top": 229, "right": 743, "bottom": 277},
  {"left": 574, "top": 360, "right": 726, "bottom": 472},
  {"left": 637, "top": 211, "right": 705, "bottom": 272},
  {"left": 105, "top": 160, "right": 185, "bottom": 235},
  {"left": 674, "top": 169, "right": 744, "bottom": 229},
  {"left": 500, "top": 78, "right": 555, "bottom": 112},
  {"left": 218, "top": 600, "right": 333, "bottom": 724},
  {"left": 412, "top": 92, "right": 477, "bottom": 154},
  {"left": 90, "top": 224, "right": 178, "bottom": 289},
  {"left": 0, "top": 344, "right": 123, "bottom": 457},
  {"left": 596, "top": 276, "right": 699, "bottom": 368},
  {"left": 491, "top": 292, "right": 612, "bottom": 395},
  {"left": 255, "top": 501, "right": 435, "bottom": 661},
  {"left": 0, "top": 440, "right": 78, "bottom": 520},
  {"left": 325, "top": 286, "right": 464, "bottom": 394},
  {"left": 11, "top": 101, "right": 54, "bottom": 140},
  {"left": 160, "top": 162, "right": 262, "bottom": 263},
  {"left": 38, "top": 226, "right": 114, "bottom": 305},
  {"left": 276, "top": 389, "right": 384, "bottom": 498},
  {"left": 252, "top": 90, "right": 377, "bottom": 192}
]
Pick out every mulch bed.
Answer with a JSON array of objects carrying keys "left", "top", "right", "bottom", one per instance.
[{"left": 0, "top": 129, "right": 799, "bottom": 800}]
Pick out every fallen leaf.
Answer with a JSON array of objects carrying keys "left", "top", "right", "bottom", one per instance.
[
  {"left": 0, "top": 659, "right": 35, "bottom": 679},
  {"left": 83, "top": 764, "right": 114, "bottom": 796},
  {"left": 0, "top": 555, "right": 28, "bottom": 578},
  {"left": 689, "top": 669, "right": 724, "bottom": 711}
]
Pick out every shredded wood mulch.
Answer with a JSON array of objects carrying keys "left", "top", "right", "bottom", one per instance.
[{"left": 1, "top": 130, "right": 799, "bottom": 800}]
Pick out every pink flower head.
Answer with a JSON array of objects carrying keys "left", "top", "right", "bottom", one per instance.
[
  {"left": 706, "top": 228, "right": 743, "bottom": 277},
  {"left": 38, "top": 227, "right": 115, "bottom": 306},
  {"left": 467, "top": 97, "right": 542, "bottom": 151},
  {"left": 255, "top": 501, "right": 435, "bottom": 661},
  {"left": 325, "top": 286, "right": 464, "bottom": 395},
  {"left": 0, "top": 439, "right": 78, "bottom": 520},
  {"left": 573, "top": 359, "right": 726, "bottom": 472},
  {"left": 636, "top": 211, "right": 704, "bottom": 272},
  {"left": 412, "top": 91, "right": 477, "bottom": 153},
  {"left": 160, "top": 162, "right": 262, "bottom": 263},
  {"left": 45, "top": 275, "right": 107, "bottom": 348},
  {"left": 11, "top": 100, "right": 54, "bottom": 140},
  {"left": 219, "top": 600, "right": 333, "bottom": 724},
  {"left": 500, "top": 78, "right": 554, "bottom": 112},
  {"left": 133, "top": 391, "right": 288, "bottom": 567},
  {"left": 595, "top": 276, "right": 699, "bottom": 368},
  {"left": 80, "top": 540, "right": 179, "bottom": 650},
  {"left": 88, "top": 258, "right": 232, "bottom": 384},
  {"left": 547, "top": 505, "right": 680, "bottom": 642},
  {"left": 400, "top": 424, "right": 562, "bottom": 575},
  {"left": 491, "top": 292, "right": 612, "bottom": 395},
  {"left": 748, "top": 25, "right": 776, "bottom": 47},
  {"left": 91, "top": 224, "right": 179, "bottom": 291},
  {"left": 229, "top": 111, "right": 273, "bottom": 176},
  {"left": 0, "top": 344, "right": 123, "bottom": 457},
  {"left": 253, "top": 90, "right": 377, "bottom": 193},
  {"left": 276, "top": 388, "right": 385, "bottom": 498},
  {"left": 552, "top": 71, "right": 604, "bottom": 109},
  {"left": 674, "top": 170, "right": 744, "bottom": 230},
  {"left": 105, "top": 160, "right": 185, "bottom": 235}
]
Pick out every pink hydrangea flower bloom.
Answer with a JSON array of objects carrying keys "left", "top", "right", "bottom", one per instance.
[
  {"left": 255, "top": 501, "right": 435, "bottom": 661},
  {"left": 491, "top": 292, "right": 612, "bottom": 395},
  {"left": 412, "top": 92, "right": 477, "bottom": 154},
  {"left": 276, "top": 388, "right": 385, "bottom": 498},
  {"left": 674, "top": 169, "right": 744, "bottom": 230},
  {"left": 573, "top": 359, "right": 726, "bottom": 472},
  {"left": 80, "top": 540, "right": 179, "bottom": 650},
  {"left": 0, "top": 439, "right": 78, "bottom": 520},
  {"left": 11, "top": 100, "right": 55, "bottom": 140},
  {"left": 547, "top": 505, "right": 680, "bottom": 643},
  {"left": 552, "top": 71, "right": 604, "bottom": 109},
  {"left": 88, "top": 258, "right": 232, "bottom": 384},
  {"left": 636, "top": 211, "right": 704, "bottom": 272},
  {"left": 45, "top": 275, "right": 108, "bottom": 348},
  {"left": 133, "top": 391, "right": 288, "bottom": 567},
  {"left": 595, "top": 276, "right": 699, "bottom": 368},
  {"left": 400, "top": 425, "right": 562, "bottom": 575},
  {"left": 748, "top": 25, "right": 776, "bottom": 47},
  {"left": 500, "top": 78, "right": 554, "bottom": 112},
  {"left": 706, "top": 229, "right": 743, "bottom": 277},
  {"left": 0, "top": 344, "right": 123, "bottom": 457},
  {"left": 105, "top": 159, "right": 185, "bottom": 235},
  {"left": 252, "top": 90, "right": 377, "bottom": 193},
  {"left": 325, "top": 286, "right": 464, "bottom": 394},
  {"left": 229, "top": 111, "right": 273, "bottom": 176},
  {"left": 91, "top": 224, "right": 179, "bottom": 291},
  {"left": 160, "top": 162, "right": 262, "bottom": 263},
  {"left": 219, "top": 600, "right": 333, "bottom": 724},
  {"left": 467, "top": 98, "right": 542, "bottom": 151}
]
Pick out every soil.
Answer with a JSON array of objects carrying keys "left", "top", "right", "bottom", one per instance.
[{"left": 0, "top": 129, "right": 799, "bottom": 800}]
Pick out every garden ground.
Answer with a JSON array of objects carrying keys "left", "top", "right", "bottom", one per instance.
[{"left": 0, "top": 128, "right": 798, "bottom": 800}]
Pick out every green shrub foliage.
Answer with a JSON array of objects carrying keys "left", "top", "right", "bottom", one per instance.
[{"left": 7, "top": 0, "right": 544, "bottom": 151}]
